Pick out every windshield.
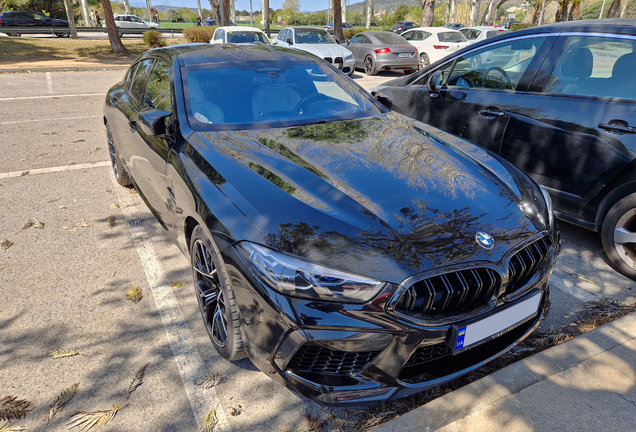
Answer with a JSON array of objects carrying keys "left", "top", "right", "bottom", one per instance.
[
  {"left": 183, "top": 60, "right": 383, "bottom": 130},
  {"left": 227, "top": 30, "right": 270, "bottom": 44},
  {"left": 294, "top": 29, "right": 336, "bottom": 44},
  {"left": 374, "top": 33, "right": 408, "bottom": 45},
  {"left": 437, "top": 32, "right": 468, "bottom": 43}
]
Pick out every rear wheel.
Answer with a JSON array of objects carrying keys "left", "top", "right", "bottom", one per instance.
[
  {"left": 601, "top": 193, "right": 636, "bottom": 280},
  {"left": 107, "top": 123, "right": 132, "bottom": 187},
  {"left": 54, "top": 31, "right": 70, "bottom": 37},
  {"left": 190, "top": 225, "right": 246, "bottom": 361},
  {"left": 7, "top": 32, "right": 21, "bottom": 37},
  {"left": 364, "top": 56, "right": 377, "bottom": 76},
  {"left": 419, "top": 53, "right": 430, "bottom": 69}
]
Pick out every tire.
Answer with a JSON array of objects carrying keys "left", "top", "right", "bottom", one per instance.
[
  {"left": 7, "top": 32, "right": 21, "bottom": 37},
  {"left": 419, "top": 53, "right": 430, "bottom": 69},
  {"left": 106, "top": 123, "right": 132, "bottom": 187},
  {"left": 190, "top": 225, "right": 246, "bottom": 361},
  {"left": 601, "top": 192, "right": 636, "bottom": 280},
  {"left": 364, "top": 56, "right": 377, "bottom": 76},
  {"left": 54, "top": 32, "right": 70, "bottom": 37}
]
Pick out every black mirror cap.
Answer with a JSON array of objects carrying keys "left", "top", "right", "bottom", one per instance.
[
  {"left": 139, "top": 109, "right": 171, "bottom": 138},
  {"left": 286, "top": 38, "right": 293, "bottom": 45},
  {"left": 428, "top": 70, "right": 442, "bottom": 98},
  {"left": 375, "top": 92, "right": 393, "bottom": 110}
]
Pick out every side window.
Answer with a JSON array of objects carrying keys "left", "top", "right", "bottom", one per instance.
[
  {"left": 411, "top": 61, "right": 454, "bottom": 87},
  {"left": 278, "top": 29, "right": 287, "bottom": 41},
  {"left": 422, "top": 32, "right": 431, "bottom": 40},
  {"left": 219, "top": 30, "right": 225, "bottom": 43},
  {"left": 360, "top": 35, "right": 370, "bottom": 44},
  {"left": 144, "top": 60, "right": 172, "bottom": 112},
  {"left": 129, "top": 59, "right": 155, "bottom": 102},
  {"left": 401, "top": 31, "right": 413, "bottom": 41},
  {"left": 447, "top": 37, "right": 546, "bottom": 90},
  {"left": 543, "top": 36, "right": 636, "bottom": 100},
  {"left": 350, "top": 34, "right": 363, "bottom": 43}
]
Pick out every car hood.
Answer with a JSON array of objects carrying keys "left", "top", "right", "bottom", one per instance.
[
  {"left": 187, "top": 113, "right": 547, "bottom": 283},
  {"left": 294, "top": 43, "right": 352, "bottom": 59}
]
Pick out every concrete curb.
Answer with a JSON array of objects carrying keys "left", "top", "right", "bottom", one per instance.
[{"left": 371, "top": 311, "right": 636, "bottom": 432}]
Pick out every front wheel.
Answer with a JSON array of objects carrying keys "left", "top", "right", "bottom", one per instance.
[
  {"left": 601, "top": 193, "right": 636, "bottom": 280},
  {"left": 190, "top": 225, "right": 246, "bottom": 361},
  {"left": 364, "top": 56, "right": 377, "bottom": 76}
]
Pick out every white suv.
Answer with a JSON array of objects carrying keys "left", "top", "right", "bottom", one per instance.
[{"left": 106, "top": 14, "right": 160, "bottom": 36}]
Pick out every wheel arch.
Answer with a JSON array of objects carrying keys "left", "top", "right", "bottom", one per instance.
[{"left": 584, "top": 161, "right": 636, "bottom": 231}]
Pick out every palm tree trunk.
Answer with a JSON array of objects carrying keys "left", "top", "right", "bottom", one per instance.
[{"left": 607, "top": 0, "right": 621, "bottom": 18}]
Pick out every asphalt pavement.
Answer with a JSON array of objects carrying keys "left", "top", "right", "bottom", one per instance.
[{"left": 1, "top": 58, "right": 635, "bottom": 432}]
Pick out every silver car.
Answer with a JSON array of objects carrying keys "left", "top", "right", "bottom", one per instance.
[
  {"left": 274, "top": 26, "right": 355, "bottom": 76},
  {"left": 346, "top": 31, "right": 419, "bottom": 75}
]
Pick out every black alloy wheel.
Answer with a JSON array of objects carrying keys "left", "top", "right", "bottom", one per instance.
[
  {"left": 107, "top": 124, "right": 131, "bottom": 186},
  {"left": 602, "top": 193, "right": 636, "bottom": 280},
  {"left": 190, "top": 225, "right": 246, "bottom": 361},
  {"left": 54, "top": 31, "right": 70, "bottom": 37},
  {"left": 7, "top": 32, "right": 21, "bottom": 37},
  {"left": 364, "top": 56, "right": 377, "bottom": 76}
]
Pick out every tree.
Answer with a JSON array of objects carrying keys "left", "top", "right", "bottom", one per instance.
[
  {"left": 62, "top": 0, "right": 78, "bottom": 38},
  {"left": 262, "top": 0, "right": 269, "bottom": 36},
  {"left": 100, "top": 0, "right": 126, "bottom": 53},
  {"left": 567, "top": 0, "right": 582, "bottom": 20},
  {"left": 395, "top": 3, "right": 409, "bottom": 21},
  {"left": 365, "top": 0, "right": 376, "bottom": 28},
  {"left": 469, "top": 0, "right": 480, "bottom": 25},
  {"left": 607, "top": 0, "right": 621, "bottom": 18},
  {"left": 333, "top": 0, "right": 343, "bottom": 42},
  {"left": 282, "top": 0, "right": 300, "bottom": 13},
  {"left": 208, "top": 0, "right": 221, "bottom": 22},
  {"left": 554, "top": 0, "right": 570, "bottom": 21},
  {"left": 420, "top": 0, "right": 435, "bottom": 26}
]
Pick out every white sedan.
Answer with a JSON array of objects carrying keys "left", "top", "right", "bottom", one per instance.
[
  {"left": 460, "top": 26, "right": 509, "bottom": 44},
  {"left": 210, "top": 26, "right": 271, "bottom": 44},
  {"left": 400, "top": 27, "right": 470, "bottom": 68},
  {"left": 273, "top": 26, "right": 355, "bottom": 76},
  {"left": 107, "top": 14, "right": 160, "bottom": 37}
]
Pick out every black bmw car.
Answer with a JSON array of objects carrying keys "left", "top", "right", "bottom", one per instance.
[
  {"left": 104, "top": 44, "right": 558, "bottom": 404},
  {"left": 370, "top": 19, "right": 636, "bottom": 281}
]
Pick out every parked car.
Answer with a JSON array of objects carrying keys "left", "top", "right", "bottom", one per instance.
[
  {"left": 104, "top": 43, "right": 557, "bottom": 405},
  {"left": 446, "top": 23, "right": 465, "bottom": 30},
  {"left": 391, "top": 21, "right": 418, "bottom": 33},
  {"left": 498, "top": 20, "right": 520, "bottom": 29},
  {"left": 202, "top": 18, "right": 217, "bottom": 26},
  {"left": 323, "top": 22, "right": 355, "bottom": 34},
  {"left": 460, "top": 26, "right": 509, "bottom": 44},
  {"left": 371, "top": 19, "right": 636, "bottom": 280},
  {"left": 400, "top": 27, "right": 470, "bottom": 68},
  {"left": 0, "top": 10, "right": 70, "bottom": 37},
  {"left": 108, "top": 14, "right": 160, "bottom": 37},
  {"left": 273, "top": 26, "right": 355, "bottom": 76},
  {"left": 210, "top": 26, "right": 270, "bottom": 44},
  {"left": 346, "top": 31, "right": 419, "bottom": 75}
]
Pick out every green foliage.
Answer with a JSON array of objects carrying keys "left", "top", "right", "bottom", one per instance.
[
  {"left": 433, "top": 4, "right": 446, "bottom": 27},
  {"left": 395, "top": 3, "right": 410, "bottom": 21},
  {"left": 172, "top": 11, "right": 183, "bottom": 22},
  {"left": 143, "top": 31, "right": 166, "bottom": 48},
  {"left": 343, "top": 28, "right": 362, "bottom": 40},
  {"left": 580, "top": 0, "right": 608, "bottom": 19},
  {"left": 510, "top": 23, "right": 533, "bottom": 31},
  {"left": 183, "top": 26, "right": 217, "bottom": 43}
]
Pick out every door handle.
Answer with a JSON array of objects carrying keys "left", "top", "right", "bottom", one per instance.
[
  {"left": 479, "top": 109, "right": 506, "bottom": 119},
  {"left": 599, "top": 121, "right": 636, "bottom": 134},
  {"left": 129, "top": 119, "right": 137, "bottom": 132}
]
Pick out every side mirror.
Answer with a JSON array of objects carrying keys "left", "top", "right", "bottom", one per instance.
[
  {"left": 428, "top": 71, "right": 442, "bottom": 98},
  {"left": 346, "top": 38, "right": 351, "bottom": 44},
  {"left": 374, "top": 92, "right": 393, "bottom": 109},
  {"left": 286, "top": 38, "right": 293, "bottom": 45},
  {"left": 139, "top": 109, "right": 172, "bottom": 139}
]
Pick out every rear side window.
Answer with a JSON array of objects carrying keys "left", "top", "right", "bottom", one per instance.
[
  {"left": 375, "top": 32, "right": 407, "bottom": 45},
  {"left": 128, "top": 59, "right": 155, "bottom": 103},
  {"left": 543, "top": 36, "right": 636, "bottom": 100},
  {"left": 437, "top": 32, "right": 467, "bottom": 43}
]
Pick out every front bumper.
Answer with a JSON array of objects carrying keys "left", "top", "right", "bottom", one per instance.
[{"left": 221, "top": 232, "right": 556, "bottom": 405}]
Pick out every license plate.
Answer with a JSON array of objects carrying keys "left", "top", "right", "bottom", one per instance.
[
  {"left": 397, "top": 53, "right": 412, "bottom": 58},
  {"left": 452, "top": 292, "right": 542, "bottom": 354}
]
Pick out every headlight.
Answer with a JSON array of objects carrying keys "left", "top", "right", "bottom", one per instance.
[
  {"left": 540, "top": 186, "right": 554, "bottom": 229},
  {"left": 345, "top": 54, "right": 354, "bottom": 61},
  {"left": 238, "top": 242, "right": 384, "bottom": 303}
]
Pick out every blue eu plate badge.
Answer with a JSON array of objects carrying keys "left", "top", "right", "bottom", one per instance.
[{"left": 455, "top": 327, "right": 467, "bottom": 350}]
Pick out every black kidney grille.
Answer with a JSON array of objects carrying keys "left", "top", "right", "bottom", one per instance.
[
  {"left": 286, "top": 345, "right": 380, "bottom": 376},
  {"left": 506, "top": 237, "right": 552, "bottom": 296},
  {"left": 397, "top": 268, "right": 499, "bottom": 317},
  {"left": 324, "top": 57, "right": 333, "bottom": 63},
  {"left": 403, "top": 343, "right": 452, "bottom": 368}
]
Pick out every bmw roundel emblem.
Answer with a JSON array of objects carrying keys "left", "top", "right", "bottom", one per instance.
[{"left": 476, "top": 232, "right": 495, "bottom": 249}]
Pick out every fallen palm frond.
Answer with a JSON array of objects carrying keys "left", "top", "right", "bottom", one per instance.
[
  {"left": 0, "top": 423, "right": 27, "bottom": 431},
  {"left": 170, "top": 282, "right": 183, "bottom": 288},
  {"left": 107, "top": 216, "right": 116, "bottom": 229},
  {"left": 48, "top": 350, "right": 81, "bottom": 359},
  {"left": 0, "top": 396, "right": 34, "bottom": 422},
  {"left": 199, "top": 407, "right": 217, "bottom": 432},
  {"left": 125, "top": 363, "right": 149, "bottom": 401},
  {"left": 22, "top": 217, "right": 44, "bottom": 230},
  {"left": 0, "top": 239, "right": 13, "bottom": 251},
  {"left": 196, "top": 374, "right": 226, "bottom": 389},
  {"left": 125, "top": 286, "right": 143, "bottom": 304},
  {"left": 301, "top": 414, "right": 322, "bottom": 431},
  {"left": 44, "top": 383, "right": 79, "bottom": 422},
  {"left": 67, "top": 404, "right": 128, "bottom": 431}
]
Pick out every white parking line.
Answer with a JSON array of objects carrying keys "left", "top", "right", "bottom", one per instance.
[
  {"left": 1, "top": 115, "right": 100, "bottom": 125},
  {"left": 46, "top": 71, "right": 53, "bottom": 94},
  {"left": 0, "top": 161, "right": 111, "bottom": 179},
  {"left": 113, "top": 176, "right": 232, "bottom": 432},
  {"left": 0, "top": 93, "right": 102, "bottom": 101}
]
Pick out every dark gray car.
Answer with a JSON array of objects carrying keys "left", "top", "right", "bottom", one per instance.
[{"left": 346, "top": 31, "right": 419, "bottom": 76}]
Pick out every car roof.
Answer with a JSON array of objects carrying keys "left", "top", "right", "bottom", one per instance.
[
  {"left": 287, "top": 26, "right": 328, "bottom": 31},
  {"left": 462, "top": 26, "right": 508, "bottom": 31},
  {"left": 143, "top": 43, "right": 319, "bottom": 66},
  {"left": 513, "top": 18, "right": 636, "bottom": 36},
  {"left": 216, "top": 26, "right": 263, "bottom": 32},
  {"left": 408, "top": 27, "right": 461, "bottom": 34}
]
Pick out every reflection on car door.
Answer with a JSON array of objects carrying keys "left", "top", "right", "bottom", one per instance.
[
  {"left": 388, "top": 36, "right": 553, "bottom": 154},
  {"left": 502, "top": 35, "right": 636, "bottom": 217}
]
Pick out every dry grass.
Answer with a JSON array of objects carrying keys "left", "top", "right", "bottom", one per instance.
[{"left": 0, "top": 37, "right": 188, "bottom": 61}]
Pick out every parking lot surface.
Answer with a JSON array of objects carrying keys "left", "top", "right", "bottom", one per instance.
[{"left": 1, "top": 69, "right": 634, "bottom": 431}]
